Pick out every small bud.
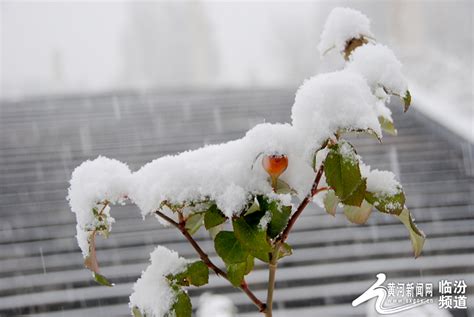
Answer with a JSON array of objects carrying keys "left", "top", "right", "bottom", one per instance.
[{"left": 262, "top": 154, "right": 288, "bottom": 190}]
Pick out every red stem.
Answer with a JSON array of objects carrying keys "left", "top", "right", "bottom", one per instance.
[
  {"left": 278, "top": 166, "right": 324, "bottom": 244},
  {"left": 155, "top": 210, "right": 267, "bottom": 313}
]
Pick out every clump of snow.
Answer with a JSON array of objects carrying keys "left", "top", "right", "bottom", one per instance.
[
  {"left": 197, "top": 293, "right": 236, "bottom": 317},
  {"left": 67, "top": 156, "right": 131, "bottom": 256},
  {"left": 129, "top": 123, "right": 314, "bottom": 218},
  {"left": 266, "top": 192, "right": 293, "bottom": 207},
  {"left": 67, "top": 7, "right": 411, "bottom": 247},
  {"left": 75, "top": 225, "right": 90, "bottom": 258},
  {"left": 129, "top": 246, "right": 189, "bottom": 317},
  {"left": 360, "top": 163, "right": 401, "bottom": 196},
  {"left": 258, "top": 211, "right": 272, "bottom": 230},
  {"left": 291, "top": 70, "right": 382, "bottom": 158},
  {"left": 339, "top": 141, "right": 359, "bottom": 165},
  {"left": 318, "top": 7, "right": 373, "bottom": 56},
  {"left": 346, "top": 43, "right": 408, "bottom": 96}
]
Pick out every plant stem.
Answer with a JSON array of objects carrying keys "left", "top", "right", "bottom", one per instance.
[
  {"left": 265, "top": 244, "right": 281, "bottom": 317},
  {"left": 262, "top": 166, "right": 325, "bottom": 314},
  {"left": 155, "top": 165, "right": 324, "bottom": 315},
  {"left": 155, "top": 210, "right": 267, "bottom": 313}
]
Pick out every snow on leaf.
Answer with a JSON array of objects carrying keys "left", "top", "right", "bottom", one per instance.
[
  {"left": 318, "top": 7, "right": 373, "bottom": 56},
  {"left": 365, "top": 189, "right": 405, "bottom": 215},
  {"left": 129, "top": 246, "right": 189, "bottom": 317},
  {"left": 346, "top": 44, "right": 408, "bottom": 100},
  {"left": 362, "top": 166, "right": 405, "bottom": 215},
  {"left": 324, "top": 141, "right": 366, "bottom": 207},
  {"left": 292, "top": 70, "right": 382, "bottom": 156},
  {"left": 68, "top": 156, "right": 130, "bottom": 257},
  {"left": 257, "top": 195, "right": 292, "bottom": 239},
  {"left": 267, "top": 204, "right": 291, "bottom": 239}
]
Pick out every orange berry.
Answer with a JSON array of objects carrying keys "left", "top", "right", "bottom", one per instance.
[{"left": 262, "top": 154, "right": 288, "bottom": 189}]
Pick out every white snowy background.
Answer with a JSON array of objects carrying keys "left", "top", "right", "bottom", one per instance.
[{"left": 1, "top": 1, "right": 472, "bottom": 141}]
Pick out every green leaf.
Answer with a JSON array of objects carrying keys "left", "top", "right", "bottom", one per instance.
[
  {"left": 214, "top": 231, "right": 249, "bottom": 264},
  {"left": 403, "top": 90, "right": 411, "bottom": 112},
  {"left": 343, "top": 178, "right": 367, "bottom": 206},
  {"left": 274, "top": 178, "right": 297, "bottom": 195},
  {"left": 379, "top": 116, "right": 397, "bottom": 136},
  {"left": 343, "top": 200, "right": 373, "bottom": 224},
  {"left": 204, "top": 204, "right": 227, "bottom": 230},
  {"left": 233, "top": 217, "right": 272, "bottom": 253},
  {"left": 323, "top": 190, "right": 339, "bottom": 216},
  {"left": 244, "top": 198, "right": 260, "bottom": 216},
  {"left": 170, "top": 261, "right": 209, "bottom": 287},
  {"left": 243, "top": 209, "right": 267, "bottom": 227},
  {"left": 397, "top": 208, "right": 425, "bottom": 258},
  {"left": 256, "top": 195, "right": 291, "bottom": 238},
  {"left": 267, "top": 203, "right": 291, "bottom": 239},
  {"left": 208, "top": 224, "right": 223, "bottom": 239},
  {"left": 93, "top": 272, "right": 113, "bottom": 287},
  {"left": 365, "top": 189, "right": 405, "bottom": 215},
  {"left": 226, "top": 255, "right": 254, "bottom": 287},
  {"left": 311, "top": 139, "right": 330, "bottom": 172},
  {"left": 249, "top": 249, "right": 270, "bottom": 263},
  {"left": 324, "top": 141, "right": 366, "bottom": 206},
  {"left": 227, "top": 263, "right": 246, "bottom": 287},
  {"left": 131, "top": 307, "right": 144, "bottom": 317},
  {"left": 185, "top": 213, "right": 204, "bottom": 235},
  {"left": 171, "top": 289, "right": 192, "bottom": 317},
  {"left": 338, "top": 127, "right": 381, "bottom": 141},
  {"left": 256, "top": 195, "right": 270, "bottom": 212}
]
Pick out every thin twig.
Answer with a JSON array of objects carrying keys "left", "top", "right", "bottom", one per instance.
[
  {"left": 278, "top": 165, "right": 324, "bottom": 244},
  {"left": 155, "top": 209, "right": 267, "bottom": 313},
  {"left": 265, "top": 245, "right": 280, "bottom": 317},
  {"left": 97, "top": 200, "right": 109, "bottom": 216},
  {"left": 262, "top": 166, "right": 325, "bottom": 315}
]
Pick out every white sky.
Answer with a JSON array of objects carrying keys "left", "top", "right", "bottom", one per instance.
[
  {"left": 1, "top": 2, "right": 128, "bottom": 96},
  {"left": 0, "top": 1, "right": 472, "bottom": 105}
]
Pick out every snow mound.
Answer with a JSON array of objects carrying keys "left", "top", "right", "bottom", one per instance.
[
  {"left": 318, "top": 7, "right": 373, "bottom": 55},
  {"left": 67, "top": 156, "right": 131, "bottom": 256},
  {"left": 129, "top": 246, "right": 189, "bottom": 317},
  {"left": 291, "top": 70, "right": 382, "bottom": 157},
  {"left": 129, "top": 123, "right": 314, "bottom": 218},
  {"left": 360, "top": 163, "right": 401, "bottom": 196},
  {"left": 347, "top": 43, "right": 408, "bottom": 96}
]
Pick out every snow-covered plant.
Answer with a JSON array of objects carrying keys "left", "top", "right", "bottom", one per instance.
[{"left": 67, "top": 7, "right": 425, "bottom": 317}]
